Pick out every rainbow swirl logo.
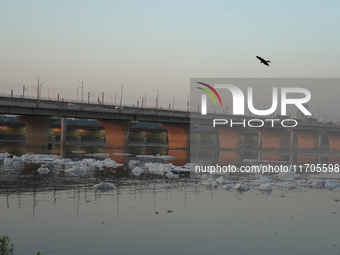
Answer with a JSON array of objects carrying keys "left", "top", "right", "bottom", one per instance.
[{"left": 196, "top": 82, "right": 222, "bottom": 106}]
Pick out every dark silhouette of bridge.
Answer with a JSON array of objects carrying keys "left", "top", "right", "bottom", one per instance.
[{"left": 1, "top": 95, "right": 340, "bottom": 164}]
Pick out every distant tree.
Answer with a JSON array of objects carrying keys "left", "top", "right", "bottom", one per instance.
[{"left": 0, "top": 235, "right": 14, "bottom": 255}]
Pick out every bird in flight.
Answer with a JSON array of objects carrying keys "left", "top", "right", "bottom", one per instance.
[{"left": 256, "top": 56, "right": 271, "bottom": 66}]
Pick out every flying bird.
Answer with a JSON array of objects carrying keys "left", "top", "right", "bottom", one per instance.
[{"left": 256, "top": 56, "right": 271, "bottom": 66}]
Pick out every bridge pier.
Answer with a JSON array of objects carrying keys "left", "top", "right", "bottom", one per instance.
[
  {"left": 297, "top": 155, "right": 318, "bottom": 164},
  {"left": 167, "top": 149, "right": 189, "bottom": 166},
  {"left": 292, "top": 130, "right": 321, "bottom": 150},
  {"left": 105, "top": 147, "right": 130, "bottom": 166},
  {"left": 61, "top": 117, "right": 66, "bottom": 148},
  {"left": 256, "top": 129, "right": 285, "bottom": 149},
  {"left": 290, "top": 132, "right": 294, "bottom": 150},
  {"left": 219, "top": 151, "right": 240, "bottom": 164},
  {"left": 160, "top": 123, "right": 190, "bottom": 148},
  {"left": 214, "top": 128, "right": 243, "bottom": 149},
  {"left": 325, "top": 133, "right": 340, "bottom": 151},
  {"left": 16, "top": 115, "right": 57, "bottom": 148},
  {"left": 97, "top": 120, "right": 138, "bottom": 148}
]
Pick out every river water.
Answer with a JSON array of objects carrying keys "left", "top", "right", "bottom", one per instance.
[{"left": 1, "top": 144, "right": 340, "bottom": 255}]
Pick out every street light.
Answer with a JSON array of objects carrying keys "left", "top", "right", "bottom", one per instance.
[
  {"left": 144, "top": 94, "right": 148, "bottom": 110},
  {"left": 35, "top": 76, "right": 39, "bottom": 102},
  {"left": 39, "top": 83, "right": 44, "bottom": 99},
  {"left": 77, "top": 87, "right": 81, "bottom": 105},
  {"left": 79, "top": 81, "right": 83, "bottom": 106},
  {"left": 155, "top": 89, "right": 159, "bottom": 110},
  {"left": 185, "top": 92, "right": 189, "bottom": 112},
  {"left": 115, "top": 90, "right": 119, "bottom": 105},
  {"left": 119, "top": 85, "right": 123, "bottom": 106},
  {"left": 335, "top": 109, "right": 338, "bottom": 124}
]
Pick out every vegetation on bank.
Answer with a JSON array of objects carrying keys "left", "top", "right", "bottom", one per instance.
[{"left": 0, "top": 235, "right": 40, "bottom": 255}]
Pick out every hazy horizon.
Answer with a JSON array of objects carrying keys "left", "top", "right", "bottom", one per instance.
[{"left": 1, "top": 0, "right": 340, "bottom": 102}]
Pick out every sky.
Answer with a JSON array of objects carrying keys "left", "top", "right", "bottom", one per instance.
[{"left": 1, "top": 0, "right": 340, "bottom": 104}]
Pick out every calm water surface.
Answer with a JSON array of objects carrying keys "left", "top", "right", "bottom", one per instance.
[{"left": 1, "top": 145, "right": 340, "bottom": 255}]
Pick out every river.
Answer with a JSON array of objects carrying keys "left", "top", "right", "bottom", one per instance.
[{"left": 1, "top": 144, "right": 340, "bottom": 255}]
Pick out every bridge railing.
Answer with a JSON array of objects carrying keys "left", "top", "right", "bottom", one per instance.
[
  {"left": 5, "top": 83, "right": 332, "bottom": 118},
  {"left": 0, "top": 83, "right": 194, "bottom": 112},
  {"left": 0, "top": 91, "right": 194, "bottom": 115},
  {"left": 0, "top": 82, "right": 235, "bottom": 115}
]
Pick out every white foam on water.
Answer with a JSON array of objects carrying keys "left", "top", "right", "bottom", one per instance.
[
  {"left": 172, "top": 166, "right": 190, "bottom": 172},
  {"left": 258, "top": 183, "right": 273, "bottom": 191},
  {"left": 324, "top": 179, "right": 339, "bottom": 189},
  {"left": 215, "top": 176, "right": 230, "bottom": 184},
  {"left": 307, "top": 179, "right": 325, "bottom": 188},
  {"left": 36, "top": 167, "right": 50, "bottom": 174},
  {"left": 65, "top": 165, "right": 88, "bottom": 175},
  {"left": 129, "top": 160, "right": 141, "bottom": 168},
  {"left": 222, "top": 184, "right": 234, "bottom": 189},
  {"left": 132, "top": 167, "right": 143, "bottom": 176},
  {"left": 93, "top": 182, "right": 116, "bottom": 190},
  {"left": 12, "top": 155, "right": 21, "bottom": 161},
  {"left": 163, "top": 183, "right": 173, "bottom": 189},
  {"left": 3, "top": 158, "right": 12, "bottom": 166},
  {"left": 278, "top": 171, "right": 299, "bottom": 180},
  {"left": 201, "top": 178, "right": 218, "bottom": 187},
  {"left": 233, "top": 183, "right": 250, "bottom": 190},
  {"left": 136, "top": 154, "right": 175, "bottom": 160},
  {"left": 84, "top": 153, "right": 110, "bottom": 157},
  {"left": 271, "top": 181, "right": 297, "bottom": 189},
  {"left": 309, "top": 173, "right": 340, "bottom": 179},
  {"left": 0, "top": 152, "right": 11, "bottom": 159}
]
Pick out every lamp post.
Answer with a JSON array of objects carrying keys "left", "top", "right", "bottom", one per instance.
[
  {"left": 155, "top": 89, "right": 159, "bottom": 110},
  {"left": 335, "top": 109, "right": 338, "bottom": 124},
  {"left": 35, "top": 76, "right": 39, "bottom": 102},
  {"left": 39, "top": 83, "right": 44, "bottom": 99},
  {"left": 172, "top": 97, "right": 176, "bottom": 112},
  {"left": 79, "top": 81, "right": 83, "bottom": 106},
  {"left": 119, "top": 85, "right": 123, "bottom": 106},
  {"left": 77, "top": 87, "right": 81, "bottom": 105},
  {"left": 115, "top": 90, "right": 119, "bottom": 105},
  {"left": 144, "top": 94, "right": 148, "bottom": 110},
  {"left": 185, "top": 92, "right": 189, "bottom": 112}
]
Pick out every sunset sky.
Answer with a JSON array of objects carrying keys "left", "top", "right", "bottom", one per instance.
[{"left": 1, "top": 0, "right": 339, "bottom": 103}]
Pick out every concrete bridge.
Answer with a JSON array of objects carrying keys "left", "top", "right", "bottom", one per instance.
[
  {"left": 0, "top": 117, "right": 168, "bottom": 144},
  {"left": 0, "top": 96, "right": 191, "bottom": 148},
  {"left": 1, "top": 96, "right": 340, "bottom": 155}
]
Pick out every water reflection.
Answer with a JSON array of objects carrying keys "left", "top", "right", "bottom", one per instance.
[
  {"left": 0, "top": 182, "right": 234, "bottom": 219},
  {"left": 191, "top": 148, "right": 340, "bottom": 167},
  {"left": 3, "top": 141, "right": 340, "bottom": 169},
  {"left": 1, "top": 143, "right": 340, "bottom": 254},
  {"left": 1, "top": 182, "right": 340, "bottom": 255}
]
